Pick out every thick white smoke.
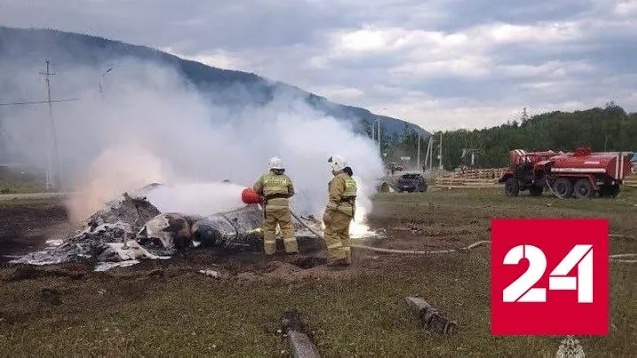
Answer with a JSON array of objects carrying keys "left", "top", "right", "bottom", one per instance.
[{"left": 0, "top": 57, "right": 385, "bottom": 233}]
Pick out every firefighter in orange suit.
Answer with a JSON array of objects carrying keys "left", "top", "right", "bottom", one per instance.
[
  {"left": 323, "top": 155, "right": 357, "bottom": 267},
  {"left": 252, "top": 157, "right": 299, "bottom": 255}
]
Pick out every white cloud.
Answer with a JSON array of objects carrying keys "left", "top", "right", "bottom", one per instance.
[
  {"left": 314, "top": 20, "right": 587, "bottom": 78},
  {"left": 337, "top": 28, "right": 393, "bottom": 52},
  {"left": 481, "top": 22, "right": 582, "bottom": 44},
  {"left": 389, "top": 56, "right": 492, "bottom": 79},
  {"left": 498, "top": 60, "right": 596, "bottom": 78},
  {"left": 614, "top": 0, "right": 637, "bottom": 16}
]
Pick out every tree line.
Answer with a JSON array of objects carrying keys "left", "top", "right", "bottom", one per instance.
[{"left": 361, "top": 102, "right": 637, "bottom": 170}]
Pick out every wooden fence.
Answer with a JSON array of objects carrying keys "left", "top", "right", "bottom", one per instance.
[
  {"left": 434, "top": 168, "right": 506, "bottom": 189},
  {"left": 623, "top": 162, "right": 637, "bottom": 187}
]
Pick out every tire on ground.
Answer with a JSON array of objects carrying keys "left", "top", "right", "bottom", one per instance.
[
  {"left": 552, "top": 177, "right": 574, "bottom": 198},
  {"left": 573, "top": 178, "right": 594, "bottom": 199},
  {"left": 504, "top": 177, "right": 519, "bottom": 197}
]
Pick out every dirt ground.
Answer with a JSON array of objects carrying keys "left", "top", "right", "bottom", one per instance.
[
  {"left": 0, "top": 199, "right": 71, "bottom": 264},
  {"left": 0, "top": 189, "right": 635, "bottom": 356}
]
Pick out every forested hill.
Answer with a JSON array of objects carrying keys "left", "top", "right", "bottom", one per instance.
[
  {"left": 436, "top": 103, "right": 637, "bottom": 170},
  {"left": 0, "top": 26, "right": 428, "bottom": 138}
]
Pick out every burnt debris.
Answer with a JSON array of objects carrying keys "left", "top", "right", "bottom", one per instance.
[
  {"left": 9, "top": 193, "right": 163, "bottom": 267},
  {"left": 7, "top": 185, "right": 333, "bottom": 271}
]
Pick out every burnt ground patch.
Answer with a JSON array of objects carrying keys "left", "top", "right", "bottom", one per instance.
[{"left": 0, "top": 200, "right": 69, "bottom": 264}]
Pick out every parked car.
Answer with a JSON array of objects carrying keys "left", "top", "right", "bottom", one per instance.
[{"left": 396, "top": 173, "right": 428, "bottom": 192}]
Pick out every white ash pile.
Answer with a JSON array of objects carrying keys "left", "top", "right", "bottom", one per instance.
[{"left": 9, "top": 192, "right": 166, "bottom": 268}]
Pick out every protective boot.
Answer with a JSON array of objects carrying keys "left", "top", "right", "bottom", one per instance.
[{"left": 283, "top": 237, "right": 299, "bottom": 254}]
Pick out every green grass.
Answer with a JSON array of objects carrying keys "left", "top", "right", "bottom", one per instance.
[
  {"left": 0, "top": 197, "right": 63, "bottom": 207},
  {"left": 0, "top": 183, "right": 50, "bottom": 195},
  {"left": 0, "top": 188, "right": 635, "bottom": 356},
  {"left": 0, "top": 168, "right": 49, "bottom": 194}
]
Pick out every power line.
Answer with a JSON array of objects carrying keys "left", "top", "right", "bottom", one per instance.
[
  {"left": 1, "top": 62, "right": 91, "bottom": 190},
  {"left": 0, "top": 96, "right": 79, "bottom": 187},
  {"left": 0, "top": 98, "right": 80, "bottom": 106}
]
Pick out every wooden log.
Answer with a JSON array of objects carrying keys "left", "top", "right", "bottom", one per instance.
[
  {"left": 287, "top": 331, "right": 320, "bottom": 358},
  {"left": 405, "top": 296, "right": 457, "bottom": 335},
  {"left": 281, "top": 310, "right": 321, "bottom": 358}
]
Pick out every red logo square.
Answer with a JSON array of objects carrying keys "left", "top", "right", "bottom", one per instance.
[{"left": 490, "top": 218, "right": 609, "bottom": 336}]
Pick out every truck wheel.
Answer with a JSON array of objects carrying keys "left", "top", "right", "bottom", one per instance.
[
  {"left": 552, "top": 178, "right": 573, "bottom": 198},
  {"left": 529, "top": 185, "right": 543, "bottom": 197},
  {"left": 504, "top": 177, "right": 519, "bottom": 197},
  {"left": 573, "top": 179, "right": 593, "bottom": 199}
]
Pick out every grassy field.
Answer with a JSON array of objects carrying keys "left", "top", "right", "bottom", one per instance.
[
  {"left": 0, "top": 168, "right": 49, "bottom": 195},
  {"left": 0, "top": 188, "right": 635, "bottom": 356}
]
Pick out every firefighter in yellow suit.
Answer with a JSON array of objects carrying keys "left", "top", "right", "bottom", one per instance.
[
  {"left": 323, "top": 155, "right": 357, "bottom": 267},
  {"left": 252, "top": 157, "right": 299, "bottom": 256}
]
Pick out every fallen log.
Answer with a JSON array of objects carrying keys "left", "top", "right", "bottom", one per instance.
[
  {"left": 281, "top": 310, "right": 321, "bottom": 358},
  {"left": 405, "top": 296, "right": 457, "bottom": 335}
]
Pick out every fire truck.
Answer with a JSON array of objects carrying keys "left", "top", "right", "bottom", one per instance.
[{"left": 498, "top": 148, "right": 634, "bottom": 199}]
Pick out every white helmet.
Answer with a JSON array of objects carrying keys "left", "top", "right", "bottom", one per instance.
[
  {"left": 268, "top": 157, "right": 284, "bottom": 170},
  {"left": 328, "top": 155, "right": 347, "bottom": 172}
]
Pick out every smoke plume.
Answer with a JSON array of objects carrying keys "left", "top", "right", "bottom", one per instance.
[{"left": 0, "top": 57, "right": 385, "bottom": 233}]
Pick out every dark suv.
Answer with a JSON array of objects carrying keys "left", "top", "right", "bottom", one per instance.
[{"left": 396, "top": 173, "right": 428, "bottom": 192}]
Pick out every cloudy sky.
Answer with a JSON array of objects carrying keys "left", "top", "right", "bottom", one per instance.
[{"left": 1, "top": 0, "right": 636, "bottom": 131}]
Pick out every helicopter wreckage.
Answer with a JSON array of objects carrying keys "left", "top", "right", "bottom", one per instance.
[{"left": 8, "top": 183, "right": 380, "bottom": 271}]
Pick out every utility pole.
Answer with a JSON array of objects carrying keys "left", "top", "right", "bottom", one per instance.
[
  {"left": 99, "top": 67, "right": 112, "bottom": 101},
  {"left": 423, "top": 137, "right": 430, "bottom": 171},
  {"left": 375, "top": 108, "right": 388, "bottom": 157},
  {"left": 424, "top": 136, "right": 434, "bottom": 171},
  {"left": 430, "top": 138, "right": 434, "bottom": 170},
  {"left": 377, "top": 119, "right": 381, "bottom": 153},
  {"left": 416, "top": 132, "right": 421, "bottom": 172},
  {"left": 39, "top": 60, "right": 61, "bottom": 191},
  {"left": 438, "top": 132, "right": 443, "bottom": 170}
]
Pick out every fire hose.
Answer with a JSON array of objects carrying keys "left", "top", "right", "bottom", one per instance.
[
  {"left": 289, "top": 211, "right": 636, "bottom": 262},
  {"left": 544, "top": 179, "right": 567, "bottom": 199},
  {"left": 242, "top": 189, "right": 634, "bottom": 261},
  {"left": 290, "top": 210, "right": 493, "bottom": 255}
]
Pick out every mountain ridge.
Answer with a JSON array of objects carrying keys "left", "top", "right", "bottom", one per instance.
[{"left": 0, "top": 25, "right": 430, "bottom": 139}]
